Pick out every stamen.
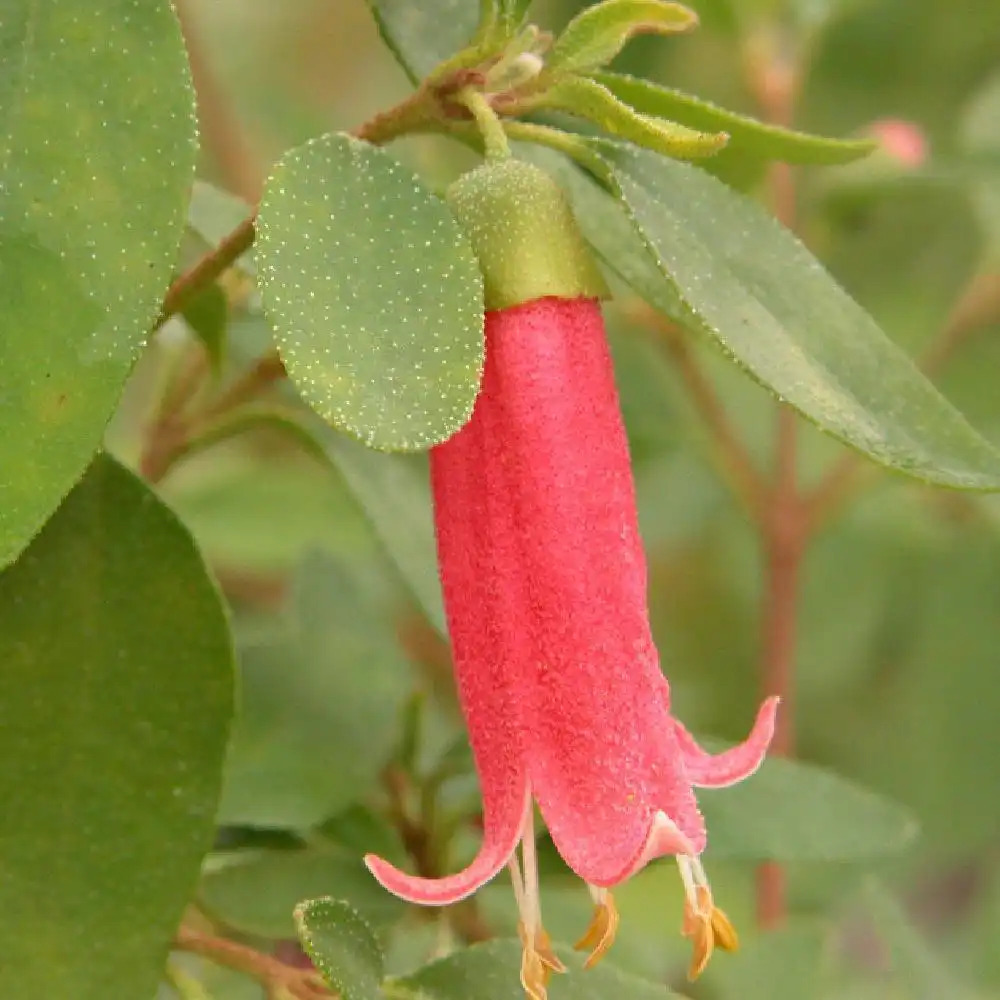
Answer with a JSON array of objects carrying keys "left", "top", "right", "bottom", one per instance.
[
  {"left": 512, "top": 805, "right": 565, "bottom": 1000},
  {"left": 675, "top": 855, "right": 738, "bottom": 980},
  {"left": 520, "top": 806, "right": 542, "bottom": 938},
  {"left": 574, "top": 885, "right": 620, "bottom": 968},
  {"left": 710, "top": 905, "right": 739, "bottom": 953}
]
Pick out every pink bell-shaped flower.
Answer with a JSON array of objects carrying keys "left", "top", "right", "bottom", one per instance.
[{"left": 365, "top": 159, "right": 777, "bottom": 997}]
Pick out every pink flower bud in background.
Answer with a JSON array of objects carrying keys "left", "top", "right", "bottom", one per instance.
[{"left": 864, "top": 118, "right": 929, "bottom": 169}]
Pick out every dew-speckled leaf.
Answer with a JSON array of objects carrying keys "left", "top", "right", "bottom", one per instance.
[
  {"left": 295, "top": 898, "right": 384, "bottom": 1000},
  {"left": 596, "top": 72, "right": 875, "bottom": 166},
  {"left": 0, "top": 0, "right": 197, "bottom": 567},
  {"left": 256, "top": 133, "right": 484, "bottom": 452},
  {"left": 538, "top": 143, "right": 1000, "bottom": 489},
  {"left": 200, "top": 849, "right": 405, "bottom": 939},
  {"left": 0, "top": 454, "right": 233, "bottom": 999},
  {"left": 390, "top": 940, "right": 687, "bottom": 1000},
  {"left": 365, "top": 0, "right": 482, "bottom": 82},
  {"left": 548, "top": 1, "right": 697, "bottom": 75},
  {"left": 316, "top": 422, "right": 446, "bottom": 634},
  {"left": 702, "top": 755, "right": 918, "bottom": 861}
]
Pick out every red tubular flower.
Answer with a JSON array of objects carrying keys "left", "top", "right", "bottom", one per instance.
[{"left": 365, "top": 159, "right": 777, "bottom": 996}]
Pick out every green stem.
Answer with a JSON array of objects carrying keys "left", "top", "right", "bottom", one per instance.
[{"left": 458, "top": 87, "right": 510, "bottom": 161}]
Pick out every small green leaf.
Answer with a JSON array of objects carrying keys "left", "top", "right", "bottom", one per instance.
[
  {"left": 182, "top": 283, "right": 229, "bottom": 374},
  {"left": 295, "top": 897, "right": 384, "bottom": 1000},
  {"left": 596, "top": 71, "right": 876, "bottom": 165},
  {"left": 390, "top": 939, "right": 688, "bottom": 999},
  {"left": 0, "top": 454, "right": 233, "bottom": 998},
  {"left": 0, "top": 0, "right": 197, "bottom": 567},
  {"left": 257, "top": 133, "right": 485, "bottom": 452},
  {"left": 533, "top": 76, "right": 727, "bottom": 160},
  {"left": 538, "top": 143, "right": 1000, "bottom": 490},
  {"left": 548, "top": 1, "right": 697, "bottom": 75},
  {"left": 200, "top": 849, "right": 405, "bottom": 939},
  {"left": 366, "top": 0, "right": 482, "bottom": 82},
  {"left": 702, "top": 755, "right": 918, "bottom": 861}
]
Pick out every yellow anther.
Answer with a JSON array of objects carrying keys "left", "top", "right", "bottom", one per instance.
[
  {"left": 518, "top": 923, "right": 566, "bottom": 1000},
  {"left": 710, "top": 904, "right": 739, "bottom": 953},
  {"left": 573, "top": 890, "right": 620, "bottom": 969},
  {"left": 681, "top": 885, "right": 737, "bottom": 979}
]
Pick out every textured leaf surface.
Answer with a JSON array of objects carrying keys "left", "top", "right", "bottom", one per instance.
[
  {"left": 540, "top": 144, "right": 1000, "bottom": 489},
  {"left": 257, "top": 133, "right": 484, "bottom": 451},
  {"left": 391, "top": 939, "right": 687, "bottom": 999},
  {"left": 0, "top": 455, "right": 233, "bottom": 998},
  {"left": 295, "top": 898, "right": 384, "bottom": 1000},
  {"left": 0, "top": 0, "right": 197, "bottom": 565},
  {"left": 703, "top": 755, "right": 918, "bottom": 861}
]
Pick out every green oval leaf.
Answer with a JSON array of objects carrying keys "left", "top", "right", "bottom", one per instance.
[
  {"left": 539, "top": 143, "right": 1000, "bottom": 490},
  {"left": 295, "top": 897, "right": 384, "bottom": 1000},
  {"left": 0, "top": 0, "right": 197, "bottom": 566},
  {"left": 548, "top": 1, "right": 697, "bottom": 75},
  {"left": 0, "top": 454, "right": 233, "bottom": 998},
  {"left": 257, "top": 133, "right": 485, "bottom": 452},
  {"left": 390, "top": 939, "right": 688, "bottom": 1000},
  {"left": 596, "top": 72, "right": 876, "bottom": 166},
  {"left": 702, "top": 756, "right": 918, "bottom": 861}
]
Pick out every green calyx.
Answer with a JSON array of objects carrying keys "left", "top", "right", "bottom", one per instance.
[{"left": 446, "top": 158, "right": 609, "bottom": 311}]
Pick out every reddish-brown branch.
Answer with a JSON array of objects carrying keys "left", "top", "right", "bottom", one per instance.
[
  {"left": 174, "top": 925, "right": 334, "bottom": 999},
  {"left": 756, "top": 408, "right": 806, "bottom": 928},
  {"left": 744, "top": 29, "right": 808, "bottom": 931},
  {"left": 155, "top": 217, "right": 256, "bottom": 331}
]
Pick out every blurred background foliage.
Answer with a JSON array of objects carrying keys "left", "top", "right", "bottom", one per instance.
[{"left": 142, "top": 0, "right": 1000, "bottom": 996}]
